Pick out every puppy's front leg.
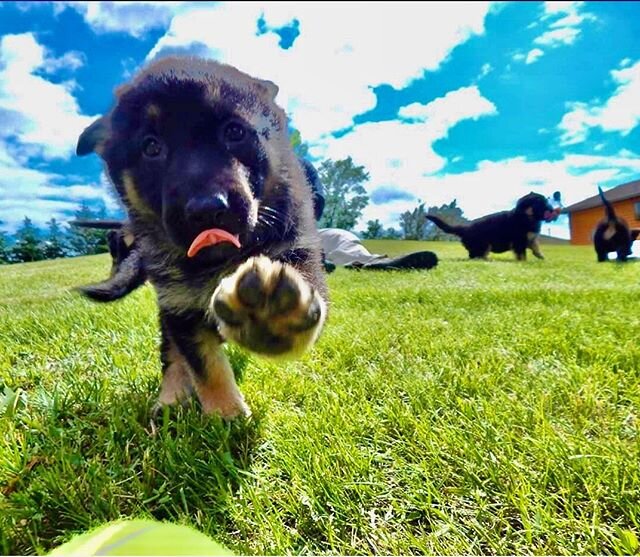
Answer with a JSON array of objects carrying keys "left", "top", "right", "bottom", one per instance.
[
  {"left": 161, "top": 312, "right": 250, "bottom": 419},
  {"left": 210, "top": 256, "right": 327, "bottom": 358},
  {"left": 530, "top": 241, "right": 544, "bottom": 259},
  {"left": 528, "top": 234, "right": 545, "bottom": 260}
]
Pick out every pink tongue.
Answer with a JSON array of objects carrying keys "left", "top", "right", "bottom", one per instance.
[{"left": 187, "top": 228, "right": 241, "bottom": 258}]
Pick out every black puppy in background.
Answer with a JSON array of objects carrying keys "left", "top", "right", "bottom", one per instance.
[
  {"left": 426, "top": 192, "right": 561, "bottom": 260},
  {"left": 593, "top": 186, "right": 640, "bottom": 262}
]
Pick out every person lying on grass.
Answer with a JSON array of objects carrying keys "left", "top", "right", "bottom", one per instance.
[{"left": 318, "top": 228, "right": 438, "bottom": 272}]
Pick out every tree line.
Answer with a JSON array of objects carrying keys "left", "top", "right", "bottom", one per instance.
[{"left": 0, "top": 203, "right": 112, "bottom": 265}]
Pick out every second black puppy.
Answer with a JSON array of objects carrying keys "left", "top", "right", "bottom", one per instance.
[
  {"left": 426, "top": 192, "right": 560, "bottom": 260},
  {"left": 76, "top": 56, "right": 328, "bottom": 419},
  {"left": 593, "top": 186, "right": 640, "bottom": 262}
]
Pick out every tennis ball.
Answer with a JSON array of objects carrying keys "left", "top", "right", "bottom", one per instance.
[{"left": 49, "top": 519, "right": 234, "bottom": 556}]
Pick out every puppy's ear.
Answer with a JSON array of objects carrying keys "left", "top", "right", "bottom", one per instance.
[
  {"left": 77, "top": 116, "right": 108, "bottom": 157},
  {"left": 256, "top": 79, "right": 279, "bottom": 101}
]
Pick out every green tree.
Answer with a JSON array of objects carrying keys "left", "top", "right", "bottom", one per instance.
[
  {"left": 289, "top": 127, "right": 310, "bottom": 159},
  {"left": 11, "top": 217, "right": 44, "bottom": 262},
  {"left": 361, "top": 219, "right": 383, "bottom": 239},
  {"left": 68, "top": 202, "right": 110, "bottom": 256},
  {"left": 382, "top": 227, "right": 401, "bottom": 239},
  {"left": 399, "top": 202, "right": 429, "bottom": 240},
  {"left": 318, "top": 157, "right": 370, "bottom": 230},
  {"left": 0, "top": 222, "right": 10, "bottom": 264},
  {"left": 424, "top": 199, "right": 468, "bottom": 240},
  {"left": 42, "top": 218, "right": 68, "bottom": 259}
]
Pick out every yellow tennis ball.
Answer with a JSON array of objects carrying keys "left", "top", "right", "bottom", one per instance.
[{"left": 49, "top": 519, "right": 234, "bottom": 556}]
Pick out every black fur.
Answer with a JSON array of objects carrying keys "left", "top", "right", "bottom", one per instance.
[
  {"left": 75, "top": 56, "right": 327, "bottom": 417},
  {"left": 426, "top": 192, "right": 559, "bottom": 260},
  {"left": 593, "top": 186, "right": 640, "bottom": 262},
  {"left": 77, "top": 247, "right": 146, "bottom": 302}
]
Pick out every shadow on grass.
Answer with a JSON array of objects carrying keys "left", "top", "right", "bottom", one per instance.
[{"left": 0, "top": 375, "right": 263, "bottom": 555}]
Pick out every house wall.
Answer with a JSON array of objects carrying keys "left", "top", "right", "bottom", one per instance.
[{"left": 569, "top": 197, "right": 640, "bottom": 245}]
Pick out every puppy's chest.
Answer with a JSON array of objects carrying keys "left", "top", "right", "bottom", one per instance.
[{"left": 152, "top": 275, "right": 221, "bottom": 314}]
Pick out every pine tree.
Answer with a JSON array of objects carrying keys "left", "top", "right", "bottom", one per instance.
[
  {"left": 0, "top": 222, "right": 10, "bottom": 264},
  {"left": 42, "top": 218, "right": 68, "bottom": 259},
  {"left": 11, "top": 217, "right": 44, "bottom": 262},
  {"left": 68, "top": 202, "right": 110, "bottom": 256}
]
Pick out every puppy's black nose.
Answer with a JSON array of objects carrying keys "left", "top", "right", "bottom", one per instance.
[{"left": 186, "top": 193, "right": 229, "bottom": 228}]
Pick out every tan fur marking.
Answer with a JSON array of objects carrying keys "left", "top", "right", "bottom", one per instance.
[
  {"left": 233, "top": 161, "right": 258, "bottom": 228},
  {"left": 146, "top": 103, "right": 161, "bottom": 119},
  {"left": 123, "top": 171, "right": 154, "bottom": 217},
  {"left": 192, "top": 330, "right": 250, "bottom": 418},
  {"left": 603, "top": 224, "right": 616, "bottom": 241},
  {"left": 158, "top": 358, "right": 192, "bottom": 406}
]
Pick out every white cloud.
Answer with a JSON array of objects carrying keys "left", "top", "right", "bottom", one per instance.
[
  {"left": 146, "top": 2, "right": 492, "bottom": 141},
  {"left": 538, "top": 2, "right": 595, "bottom": 45},
  {"left": 525, "top": 48, "right": 544, "bottom": 64},
  {"left": 60, "top": 1, "right": 190, "bottom": 37},
  {"left": 0, "top": 33, "right": 97, "bottom": 160},
  {"left": 42, "top": 50, "right": 86, "bottom": 73},
  {"left": 478, "top": 63, "right": 493, "bottom": 79},
  {"left": 312, "top": 85, "right": 497, "bottom": 187},
  {"left": 514, "top": 2, "right": 594, "bottom": 65},
  {"left": 399, "top": 86, "right": 497, "bottom": 131},
  {"left": 534, "top": 27, "right": 580, "bottom": 47},
  {"left": 558, "top": 59, "right": 640, "bottom": 145}
]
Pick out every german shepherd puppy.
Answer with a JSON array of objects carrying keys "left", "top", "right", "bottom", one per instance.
[
  {"left": 593, "top": 186, "right": 640, "bottom": 262},
  {"left": 76, "top": 57, "right": 328, "bottom": 419},
  {"left": 426, "top": 192, "right": 561, "bottom": 260}
]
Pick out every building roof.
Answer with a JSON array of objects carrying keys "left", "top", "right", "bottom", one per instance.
[{"left": 563, "top": 178, "right": 640, "bottom": 213}]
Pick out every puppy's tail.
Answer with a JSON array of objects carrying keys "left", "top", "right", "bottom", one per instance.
[
  {"left": 72, "top": 221, "right": 147, "bottom": 302},
  {"left": 598, "top": 186, "right": 616, "bottom": 222},
  {"left": 77, "top": 248, "right": 146, "bottom": 302},
  {"left": 426, "top": 215, "right": 466, "bottom": 236}
]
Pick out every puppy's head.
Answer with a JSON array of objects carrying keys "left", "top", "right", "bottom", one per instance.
[
  {"left": 515, "top": 192, "right": 559, "bottom": 223},
  {"left": 77, "top": 57, "right": 296, "bottom": 262}
]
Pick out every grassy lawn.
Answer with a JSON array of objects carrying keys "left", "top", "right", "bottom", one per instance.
[{"left": 1, "top": 240, "right": 639, "bottom": 555}]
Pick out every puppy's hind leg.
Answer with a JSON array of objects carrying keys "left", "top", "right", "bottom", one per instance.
[{"left": 466, "top": 242, "right": 490, "bottom": 260}]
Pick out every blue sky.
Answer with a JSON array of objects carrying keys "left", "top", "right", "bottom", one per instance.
[{"left": 1, "top": 1, "right": 640, "bottom": 238}]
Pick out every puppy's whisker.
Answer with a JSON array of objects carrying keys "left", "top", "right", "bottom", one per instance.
[{"left": 258, "top": 205, "right": 295, "bottom": 234}]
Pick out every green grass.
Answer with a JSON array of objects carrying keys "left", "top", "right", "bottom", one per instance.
[{"left": 1, "top": 241, "right": 639, "bottom": 555}]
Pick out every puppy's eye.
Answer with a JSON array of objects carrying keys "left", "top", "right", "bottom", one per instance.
[
  {"left": 142, "top": 136, "right": 163, "bottom": 158},
  {"left": 223, "top": 122, "right": 246, "bottom": 144}
]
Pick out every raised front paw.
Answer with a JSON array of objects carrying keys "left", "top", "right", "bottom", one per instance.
[{"left": 210, "top": 256, "right": 326, "bottom": 357}]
